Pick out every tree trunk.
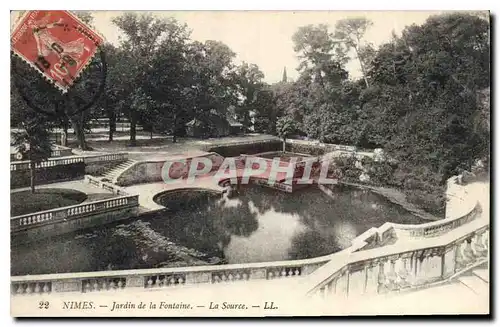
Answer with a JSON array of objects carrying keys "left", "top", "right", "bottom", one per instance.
[
  {"left": 107, "top": 101, "right": 116, "bottom": 142},
  {"left": 150, "top": 129, "right": 153, "bottom": 140},
  {"left": 283, "top": 138, "right": 286, "bottom": 152},
  {"left": 69, "top": 114, "right": 89, "bottom": 150},
  {"left": 129, "top": 110, "right": 137, "bottom": 146},
  {"left": 29, "top": 153, "right": 35, "bottom": 194},
  {"left": 354, "top": 45, "right": 370, "bottom": 88},
  {"left": 172, "top": 113, "right": 178, "bottom": 143}
]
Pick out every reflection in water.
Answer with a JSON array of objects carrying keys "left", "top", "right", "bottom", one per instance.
[{"left": 11, "top": 185, "right": 426, "bottom": 275}]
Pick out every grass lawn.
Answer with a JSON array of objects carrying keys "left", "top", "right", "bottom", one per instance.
[{"left": 11, "top": 188, "right": 88, "bottom": 216}]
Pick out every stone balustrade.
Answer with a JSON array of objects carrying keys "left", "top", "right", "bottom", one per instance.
[
  {"left": 82, "top": 153, "right": 128, "bottom": 164},
  {"left": 10, "top": 153, "right": 128, "bottom": 171},
  {"left": 11, "top": 195, "right": 139, "bottom": 232},
  {"left": 10, "top": 157, "right": 84, "bottom": 171},
  {"left": 306, "top": 221, "right": 489, "bottom": 300},
  {"left": 390, "top": 201, "right": 481, "bottom": 239},
  {"left": 11, "top": 175, "right": 487, "bottom": 298},
  {"left": 84, "top": 175, "right": 129, "bottom": 196},
  {"left": 11, "top": 256, "right": 331, "bottom": 296},
  {"left": 11, "top": 214, "right": 487, "bottom": 297}
]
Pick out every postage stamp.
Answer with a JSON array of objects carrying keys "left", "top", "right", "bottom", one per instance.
[{"left": 11, "top": 10, "right": 104, "bottom": 92}]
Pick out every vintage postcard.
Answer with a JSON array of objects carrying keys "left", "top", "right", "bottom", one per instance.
[{"left": 10, "top": 10, "right": 490, "bottom": 317}]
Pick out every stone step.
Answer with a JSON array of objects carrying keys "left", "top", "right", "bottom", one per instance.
[
  {"left": 102, "top": 160, "right": 136, "bottom": 180},
  {"left": 458, "top": 276, "right": 489, "bottom": 295},
  {"left": 473, "top": 269, "right": 489, "bottom": 283}
]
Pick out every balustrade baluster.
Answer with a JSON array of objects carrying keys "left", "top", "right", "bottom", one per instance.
[
  {"left": 472, "top": 233, "right": 486, "bottom": 256},
  {"left": 463, "top": 238, "right": 476, "bottom": 263},
  {"left": 168, "top": 277, "right": 175, "bottom": 286},
  {"left": 377, "top": 260, "right": 388, "bottom": 293},
  {"left": 455, "top": 240, "right": 469, "bottom": 272},
  {"left": 482, "top": 230, "right": 489, "bottom": 250}
]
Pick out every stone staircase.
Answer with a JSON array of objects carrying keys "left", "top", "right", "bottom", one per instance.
[
  {"left": 456, "top": 265, "right": 489, "bottom": 296},
  {"left": 101, "top": 159, "right": 136, "bottom": 183}
]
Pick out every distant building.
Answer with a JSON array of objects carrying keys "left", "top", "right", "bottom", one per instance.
[{"left": 185, "top": 109, "right": 244, "bottom": 138}]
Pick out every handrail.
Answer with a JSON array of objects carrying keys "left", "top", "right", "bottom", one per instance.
[
  {"left": 11, "top": 194, "right": 139, "bottom": 232},
  {"left": 10, "top": 153, "right": 128, "bottom": 171},
  {"left": 304, "top": 216, "right": 488, "bottom": 297}
]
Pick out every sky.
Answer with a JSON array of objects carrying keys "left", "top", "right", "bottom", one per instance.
[{"left": 11, "top": 10, "right": 452, "bottom": 83}]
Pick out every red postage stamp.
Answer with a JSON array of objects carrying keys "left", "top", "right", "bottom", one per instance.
[{"left": 11, "top": 10, "right": 104, "bottom": 92}]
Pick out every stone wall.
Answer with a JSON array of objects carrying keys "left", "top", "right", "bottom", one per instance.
[
  {"left": 116, "top": 153, "right": 225, "bottom": 186},
  {"left": 10, "top": 162, "right": 85, "bottom": 189},
  {"left": 11, "top": 195, "right": 140, "bottom": 245},
  {"left": 207, "top": 140, "right": 282, "bottom": 157},
  {"left": 285, "top": 139, "right": 358, "bottom": 156}
]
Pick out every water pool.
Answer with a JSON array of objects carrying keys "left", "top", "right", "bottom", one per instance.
[{"left": 11, "top": 184, "right": 426, "bottom": 275}]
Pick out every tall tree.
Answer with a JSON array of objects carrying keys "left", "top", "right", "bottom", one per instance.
[
  {"left": 142, "top": 18, "right": 191, "bottom": 142},
  {"left": 233, "top": 62, "right": 265, "bottom": 128},
  {"left": 112, "top": 12, "right": 174, "bottom": 146},
  {"left": 276, "top": 116, "right": 297, "bottom": 152},
  {"left": 334, "top": 17, "right": 374, "bottom": 87},
  {"left": 11, "top": 88, "right": 53, "bottom": 193}
]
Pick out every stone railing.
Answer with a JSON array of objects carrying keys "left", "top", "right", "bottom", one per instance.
[
  {"left": 10, "top": 175, "right": 485, "bottom": 298},
  {"left": 11, "top": 207, "right": 486, "bottom": 297},
  {"left": 84, "top": 175, "right": 129, "bottom": 196},
  {"left": 303, "top": 220, "right": 489, "bottom": 300},
  {"left": 10, "top": 153, "right": 128, "bottom": 171},
  {"left": 392, "top": 202, "right": 480, "bottom": 238},
  {"left": 11, "top": 251, "right": 333, "bottom": 296},
  {"left": 82, "top": 153, "right": 128, "bottom": 164},
  {"left": 10, "top": 157, "right": 84, "bottom": 171},
  {"left": 286, "top": 139, "right": 358, "bottom": 152},
  {"left": 11, "top": 195, "right": 139, "bottom": 233}
]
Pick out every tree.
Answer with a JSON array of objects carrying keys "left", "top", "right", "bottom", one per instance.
[
  {"left": 183, "top": 40, "right": 239, "bottom": 136},
  {"left": 292, "top": 24, "right": 348, "bottom": 87},
  {"left": 112, "top": 13, "right": 175, "bottom": 146},
  {"left": 99, "top": 43, "right": 123, "bottom": 142},
  {"left": 276, "top": 116, "right": 297, "bottom": 152},
  {"left": 251, "top": 85, "right": 277, "bottom": 134},
  {"left": 11, "top": 89, "right": 53, "bottom": 193},
  {"left": 233, "top": 62, "right": 266, "bottom": 129},
  {"left": 140, "top": 17, "right": 192, "bottom": 142},
  {"left": 334, "top": 17, "right": 374, "bottom": 87},
  {"left": 365, "top": 12, "right": 489, "bottom": 183}
]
